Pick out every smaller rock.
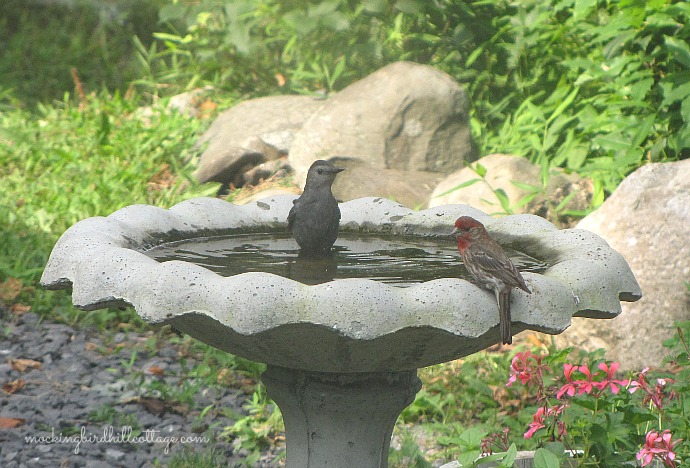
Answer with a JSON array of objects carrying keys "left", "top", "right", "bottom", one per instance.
[
  {"left": 167, "top": 87, "right": 215, "bottom": 117},
  {"left": 161, "top": 352, "right": 181, "bottom": 364},
  {"left": 20, "top": 313, "right": 40, "bottom": 326},
  {"left": 329, "top": 157, "right": 444, "bottom": 209},
  {"left": 112, "top": 332, "right": 127, "bottom": 344},
  {"left": 429, "top": 154, "right": 590, "bottom": 224},
  {"left": 232, "top": 187, "right": 299, "bottom": 206},
  {"left": 0, "top": 362, "right": 12, "bottom": 376},
  {"left": 25, "top": 456, "right": 43, "bottom": 466}
]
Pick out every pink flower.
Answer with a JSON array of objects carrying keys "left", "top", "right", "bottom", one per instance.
[
  {"left": 648, "top": 378, "right": 676, "bottom": 411},
  {"left": 575, "top": 364, "right": 595, "bottom": 395},
  {"left": 629, "top": 367, "right": 650, "bottom": 395},
  {"left": 629, "top": 368, "right": 676, "bottom": 411},
  {"left": 507, "top": 351, "right": 548, "bottom": 388},
  {"left": 524, "top": 419, "right": 545, "bottom": 439},
  {"left": 593, "top": 362, "right": 629, "bottom": 394},
  {"left": 524, "top": 407, "right": 546, "bottom": 439},
  {"left": 556, "top": 364, "right": 597, "bottom": 399},
  {"left": 556, "top": 364, "right": 579, "bottom": 399},
  {"left": 523, "top": 405, "right": 566, "bottom": 439},
  {"left": 637, "top": 430, "right": 682, "bottom": 467}
]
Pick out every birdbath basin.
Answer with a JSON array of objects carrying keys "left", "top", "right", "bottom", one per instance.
[{"left": 41, "top": 196, "right": 641, "bottom": 467}]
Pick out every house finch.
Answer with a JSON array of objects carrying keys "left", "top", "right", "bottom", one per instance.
[
  {"left": 451, "top": 216, "right": 531, "bottom": 345},
  {"left": 287, "top": 160, "right": 344, "bottom": 253}
]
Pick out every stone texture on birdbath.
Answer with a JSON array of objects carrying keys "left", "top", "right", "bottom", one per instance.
[
  {"left": 262, "top": 366, "right": 420, "bottom": 467},
  {"left": 41, "top": 196, "right": 640, "bottom": 373},
  {"left": 555, "top": 159, "right": 690, "bottom": 370}
]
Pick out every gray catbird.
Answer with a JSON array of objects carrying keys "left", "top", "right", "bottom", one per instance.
[{"left": 287, "top": 160, "right": 344, "bottom": 253}]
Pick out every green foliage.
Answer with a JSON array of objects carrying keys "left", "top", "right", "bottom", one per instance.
[
  {"left": 141, "top": 0, "right": 507, "bottom": 98},
  {"left": 442, "top": 427, "right": 486, "bottom": 466},
  {"left": 87, "top": 404, "right": 142, "bottom": 435},
  {"left": 400, "top": 351, "right": 514, "bottom": 427},
  {"left": 144, "top": 0, "right": 689, "bottom": 205},
  {"left": 0, "top": 91, "right": 216, "bottom": 326},
  {"left": 221, "top": 386, "right": 285, "bottom": 464},
  {"left": 391, "top": 350, "right": 532, "bottom": 463},
  {"left": 389, "top": 430, "right": 433, "bottom": 468},
  {"left": 388, "top": 325, "right": 690, "bottom": 466},
  {"left": 0, "top": 0, "right": 162, "bottom": 107},
  {"left": 182, "top": 339, "right": 267, "bottom": 381},
  {"left": 533, "top": 447, "right": 561, "bottom": 468},
  {"left": 3, "top": 0, "right": 688, "bottom": 208},
  {"left": 167, "top": 448, "right": 227, "bottom": 468}
]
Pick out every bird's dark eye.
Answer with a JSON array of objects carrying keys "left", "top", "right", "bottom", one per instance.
[{"left": 317, "top": 169, "right": 324, "bottom": 175}]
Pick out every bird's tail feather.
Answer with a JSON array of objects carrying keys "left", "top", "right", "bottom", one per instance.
[{"left": 498, "top": 289, "right": 512, "bottom": 345}]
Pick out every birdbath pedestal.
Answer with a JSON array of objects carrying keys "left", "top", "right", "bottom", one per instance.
[
  {"left": 40, "top": 196, "right": 641, "bottom": 467},
  {"left": 262, "top": 367, "right": 420, "bottom": 467}
]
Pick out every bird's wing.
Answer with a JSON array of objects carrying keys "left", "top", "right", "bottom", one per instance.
[
  {"left": 468, "top": 243, "right": 530, "bottom": 292},
  {"left": 468, "top": 248, "right": 512, "bottom": 274},
  {"left": 287, "top": 199, "right": 298, "bottom": 231}
]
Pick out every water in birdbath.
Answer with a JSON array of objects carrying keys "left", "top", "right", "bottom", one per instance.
[{"left": 143, "top": 233, "right": 546, "bottom": 286}]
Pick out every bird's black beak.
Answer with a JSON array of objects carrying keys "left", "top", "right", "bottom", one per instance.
[{"left": 330, "top": 167, "right": 345, "bottom": 174}]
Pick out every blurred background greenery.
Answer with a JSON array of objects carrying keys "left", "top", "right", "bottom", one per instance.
[{"left": 1, "top": 1, "right": 689, "bottom": 465}]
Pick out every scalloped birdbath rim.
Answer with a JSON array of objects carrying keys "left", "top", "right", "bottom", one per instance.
[{"left": 41, "top": 196, "right": 641, "bottom": 373}]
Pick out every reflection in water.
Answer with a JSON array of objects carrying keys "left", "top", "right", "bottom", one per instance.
[
  {"left": 143, "top": 233, "right": 546, "bottom": 287},
  {"left": 287, "top": 251, "right": 338, "bottom": 285}
]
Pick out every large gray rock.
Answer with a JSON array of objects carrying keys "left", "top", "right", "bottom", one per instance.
[
  {"left": 555, "top": 159, "right": 690, "bottom": 370},
  {"left": 289, "top": 61, "right": 478, "bottom": 188},
  {"left": 429, "top": 154, "right": 591, "bottom": 223},
  {"left": 194, "top": 95, "right": 325, "bottom": 187}
]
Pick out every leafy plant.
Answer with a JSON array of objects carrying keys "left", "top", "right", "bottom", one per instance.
[
  {"left": 221, "top": 386, "right": 285, "bottom": 464},
  {"left": 389, "top": 430, "right": 433, "bottom": 468},
  {"left": 467, "top": 0, "right": 690, "bottom": 203},
  {"left": 501, "top": 326, "right": 690, "bottom": 467}
]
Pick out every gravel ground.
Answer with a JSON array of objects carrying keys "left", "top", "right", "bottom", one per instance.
[{"left": 0, "top": 307, "right": 281, "bottom": 467}]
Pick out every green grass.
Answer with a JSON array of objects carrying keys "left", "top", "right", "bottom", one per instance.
[
  {"left": 0, "top": 0, "right": 162, "bottom": 107},
  {"left": 0, "top": 91, "right": 218, "bottom": 327}
]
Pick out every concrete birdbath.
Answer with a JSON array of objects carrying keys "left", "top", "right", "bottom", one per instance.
[{"left": 41, "top": 196, "right": 641, "bottom": 467}]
